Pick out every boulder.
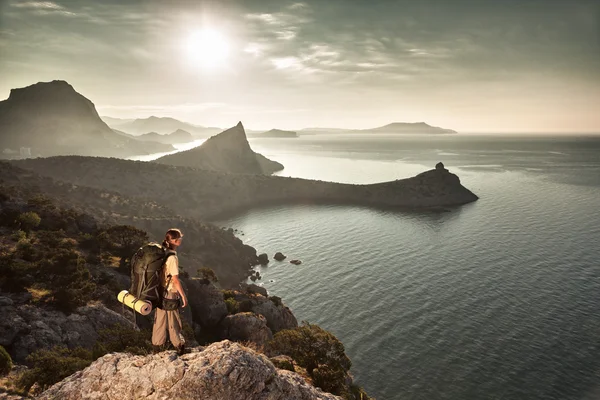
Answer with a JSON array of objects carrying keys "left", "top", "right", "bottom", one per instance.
[
  {"left": 240, "top": 283, "right": 268, "bottom": 297},
  {"left": 435, "top": 161, "right": 446, "bottom": 171},
  {"left": 257, "top": 253, "right": 269, "bottom": 265},
  {"left": 289, "top": 260, "right": 302, "bottom": 265},
  {"left": 38, "top": 341, "right": 340, "bottom": 400},
  {"left": 274, "top": 252, "right": 286, "bottom": 261},
  {"left": 251, "top": 297, "right": 298, "bottom": 333},
  {"left": 185, "top": 279, "right": 228, "bottom": 328},
  {"left": 219, "top": 312, "right": 273, "bottom": 346}
]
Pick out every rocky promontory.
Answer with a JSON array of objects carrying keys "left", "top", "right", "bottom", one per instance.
[
  {"left": 37, "top": 341, "right": 340, "bottom": 400},
  {"left": 14, "top": 157, "right": 478, "bottom": 220},
  {"left": 154, "top": 122, "right": 284, "bottom": 175}
]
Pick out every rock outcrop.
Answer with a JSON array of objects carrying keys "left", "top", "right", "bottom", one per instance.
[
  {"left": 38, "top": 341, "right": 341, "bottom": 400},
  {"left": 219, "top": 313, "right": 273, "bottom": 346},
  {"left": 0, "top": 81, "right": 170, "bottom": 158},
  {"left": 0, "top": 300, "right": 132, "bottom": 364},
  {"left": 154, "top": 122, "right": 284, "bottom": 175},
  {"left": 185, "top": 279, "right": 228, "bottom": 328},
  {"left": 12, "top": 157, "right": 478, "bottom": 221}
]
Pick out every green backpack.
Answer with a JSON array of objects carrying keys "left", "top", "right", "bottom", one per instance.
[{"left": 129, "top": 243, "right": 175, "bottom": 309}]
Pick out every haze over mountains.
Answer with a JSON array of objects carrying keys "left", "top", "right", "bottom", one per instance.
[
  {"left": 102, "top": 115, "right": 223, "bottom": 138},
  {"left": 0, "top": 79, "right": 457, "bottom": 162}
]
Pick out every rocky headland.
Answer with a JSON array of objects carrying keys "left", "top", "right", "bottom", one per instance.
[
  {"left": 154, "top": 122, "right": 284, "bottom": 175},
  {"left": 13, "top": 155, "right": 478, "bottom": 221}
]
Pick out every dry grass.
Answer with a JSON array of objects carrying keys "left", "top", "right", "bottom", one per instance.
[{"left": 26, "top": 286, "right": 52, "bottom": 303}]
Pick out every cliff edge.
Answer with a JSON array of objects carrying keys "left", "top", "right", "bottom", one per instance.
[{"left": 38, "top": 341, "right": 340, "bottom": 400}]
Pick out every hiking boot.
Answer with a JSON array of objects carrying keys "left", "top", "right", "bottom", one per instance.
[
  {"left": 176, "top": 345, "right": 189, "bottom": 356},
  {"left": 152, "top": 345, "right": 163, "bottom": 354}
]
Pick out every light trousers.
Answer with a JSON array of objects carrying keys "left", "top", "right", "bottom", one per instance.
[{"left": 152, "top": 308, "right": 185, "bottom": 348}]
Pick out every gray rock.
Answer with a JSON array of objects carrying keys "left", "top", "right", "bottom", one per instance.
[
  {"left": 0, "top": 296, "right": 14, "bottom": 307},
  {"left": 274, "top": 252, "right": 286, "bottom": 261},
  {"left": 185, "top": 279, "right": 228, "bottom": 328},
  {"left": 240, "top": 283, "right": 268, "bottom": 297},
  {"left": 2, "top": 303, "right": 133, "bottom": 363},
  {"left": 219, "top": 312, "right": 273, "bottom": 346},
  {"left": 38, "top": 341, "right": 341, "bottom": 400},
  {"left": 257, "top": 253, "right": 269, "bottom": 265}
]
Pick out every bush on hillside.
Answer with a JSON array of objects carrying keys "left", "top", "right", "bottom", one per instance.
[
  {"left": 0, "top": 345, "right": 13, "bottom": 375},
  {"left": 17, "top": 347, "right": 93, "bottom": 392},
  {"left": 268, "top": 323, "right": 353, "bottom": 398},
  {"left": 92, "top": 323, "right": 153, "bottom": 357},
  {"left": 18, "top": 211, "right": 41, "bottom": 233},
  {"left": 197, "top": 267, "right": 218, "bottom": 283},
  {"left": 225, "top": 297, "right": 238, "bottom": 314}
]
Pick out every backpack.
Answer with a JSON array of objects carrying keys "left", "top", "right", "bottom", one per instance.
[{"left": 129, "top": 242, "right": 175, "bottom": 309}]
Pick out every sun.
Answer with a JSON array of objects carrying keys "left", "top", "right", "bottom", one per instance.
[{"left": 185, "top": 29, "right": 230, "bottom": 69}]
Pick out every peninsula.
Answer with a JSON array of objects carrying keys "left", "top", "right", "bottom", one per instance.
[{"left": 13, "top": 156, "right": 478, "bottom": 221}]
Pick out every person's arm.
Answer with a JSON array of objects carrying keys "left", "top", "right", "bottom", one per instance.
[{"left": 171, "top": 275, "right": 187, "bottom": 308}]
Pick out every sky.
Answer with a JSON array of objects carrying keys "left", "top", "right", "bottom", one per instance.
[{"left": 0, "top": 0, "right": 599, "bottom": 133}]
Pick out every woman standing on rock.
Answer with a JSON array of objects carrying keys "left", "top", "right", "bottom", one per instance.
[{"left": 152, "top": 228, "right": 188, "bottom": 355}]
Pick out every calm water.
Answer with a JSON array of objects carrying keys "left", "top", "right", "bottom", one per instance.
[{"left": 209, "top": 134, "right": 600, "bottom": 400}]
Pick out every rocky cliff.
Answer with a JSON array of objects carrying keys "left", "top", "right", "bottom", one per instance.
[
  {"left": 154, "top": 122, "right": 284, "bottom": 175},
  {"left": 13, "top": 157, "right": 478, "bottom": 220},
  {"left": 0, "top": 81, "right": 169, "bottom": 158},
  {"left": 37, "top": 341, "right": 340, "bottom": 400}
]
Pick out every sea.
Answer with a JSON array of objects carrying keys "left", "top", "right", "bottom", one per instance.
[{"left": 137, "top": 134, "right": 600, "bottom": 400}]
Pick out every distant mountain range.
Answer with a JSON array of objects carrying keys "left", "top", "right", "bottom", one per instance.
[
  {"left": 301, "top": 122, "right": 456, "bottom": 134},
  {"left": 101, "top": 116, "right": 222, "bottom": 138},
  {"left": 0, "top": 80, "right": 173, "bottom": 158},
  {"left": 137, "top": 129, "right": 194, "bottom": 145},
  {"left": 248, "top": 129, "right": 298, "bottom": 138}
]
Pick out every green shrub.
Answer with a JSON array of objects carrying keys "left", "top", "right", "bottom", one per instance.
[
  {"left": 197, "top": 267, "right": 218, "bottom": 283},
  {"left": 17, "top": 347, "right": 93, "bottom": 392},
  {"left": 222, "top": 290, "right": 236, "bottom": 299},
  {"left": 224, "top": 297, "right": 238, "bottom": 314},
  {"left": 18, "top": 211, "right": 41, "bottom": 232},
  {"left": 93, "top": 324, "right": 152, "bottom": 358},
  {"left": 0, "top": 345, "right": 13, "bottom": 375},
  {"left": 268, "top": 323, "right": 352, "bottom": 397},
  {"left": 10, "top": 230, "right": 26, "bottom": 242}
]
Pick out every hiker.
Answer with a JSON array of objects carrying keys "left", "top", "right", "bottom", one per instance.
[{"left": 152, "top": 228, "right": 188, "bottom": 355}]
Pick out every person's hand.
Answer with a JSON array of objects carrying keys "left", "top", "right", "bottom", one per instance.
[{"left": 181, "top": 296, "right": 188, "bottom": 308}]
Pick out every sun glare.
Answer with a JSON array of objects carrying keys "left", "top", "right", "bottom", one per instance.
[{"left": 185, "top": 29, "right": 230, "bottom": 69}]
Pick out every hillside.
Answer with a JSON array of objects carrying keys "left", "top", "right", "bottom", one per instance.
[
  {"left": 154, "top": 122, "right": 284, "bottom": 175},
  {"left": 0, "top": 81, "right": 171, "bottom": 158},
  {"left": 0, "top": 161, "right": 257, "bottom": 286}
]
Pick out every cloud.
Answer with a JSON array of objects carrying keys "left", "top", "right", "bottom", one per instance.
[{"left": 10, "top": 1, "right": 77, "bottom": 16}]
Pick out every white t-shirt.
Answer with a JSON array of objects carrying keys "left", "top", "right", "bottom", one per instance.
[{"left": 162, "top": 255, "right": 179, "bottom": 294}]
